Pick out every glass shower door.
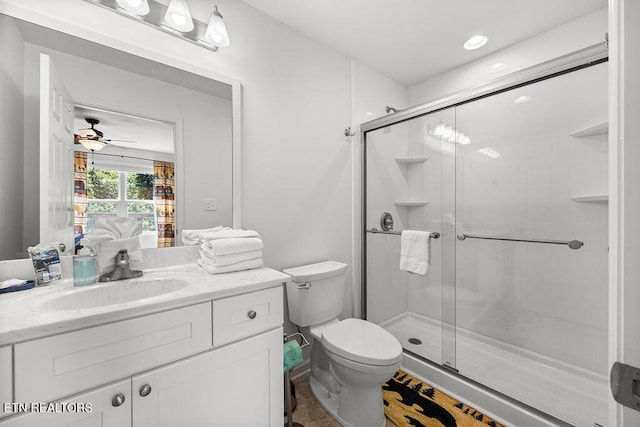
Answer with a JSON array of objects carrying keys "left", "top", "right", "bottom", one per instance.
[
  {"left": 453, "top": 62, "right": 609, "bottom": 427},
  {"left": 364, "top": 107, "right": 456, "bottom": 367}
]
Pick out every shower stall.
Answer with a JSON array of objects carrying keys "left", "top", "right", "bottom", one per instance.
[{"left": 362, "top": 46, "right": 609, "bottom": 427}]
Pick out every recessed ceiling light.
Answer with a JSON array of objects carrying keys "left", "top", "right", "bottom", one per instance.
[
  {"left": 464, "top": 35, "right": 488, "bottom": 50},
  {"left": 514, "top": 95, "right": 531, "bottom": 104},
  {"left": 489, "top": 62, "right": 506, "bottom": 72}
]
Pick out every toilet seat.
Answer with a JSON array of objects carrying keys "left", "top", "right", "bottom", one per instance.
[{"left": 321, "top": 318, "right": 402, "bottom": 366}]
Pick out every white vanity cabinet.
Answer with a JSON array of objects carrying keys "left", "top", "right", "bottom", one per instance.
[
  {"left": 1, "top": 284, "right": 284, "bottom": 427},
  {"left": 132, "top": 328, "right": 282, "bottom": 426},
  {"left": 0, "top": 346, "right": 12, "bottom": 419},
  {"left": 0, "top": 380, "right": 132, "bottom": 427}
]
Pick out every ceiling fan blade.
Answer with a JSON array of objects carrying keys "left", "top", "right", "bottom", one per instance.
[{"left": 104, "top": 139, "right": 138, "bottom": 143}]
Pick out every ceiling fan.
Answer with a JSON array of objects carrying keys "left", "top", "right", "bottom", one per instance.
[{"left": 74, "top": 117, "right": 137, "bottom": 151}]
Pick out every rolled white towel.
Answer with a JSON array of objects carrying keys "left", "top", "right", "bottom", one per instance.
[
  {"left": 198, "top": 257, "right": 263, "bottom": 275},
  {"left": 182, "top": 226, "right": 230, "bottom": 245},
  {"left": 202, "top": 229, "right": 260, "bottom": 242},
  {"left": 199, "top": 249, "right": 263, "bottom": 267},
  {"left": 91, "top": 217, "right": 142, "bottom": 239},
  {"left": 203, "top": 237, "right": 263, "bottom": 256}
]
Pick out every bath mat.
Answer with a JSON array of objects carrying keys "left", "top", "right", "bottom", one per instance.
[{"left": 383, "top": 370, "right": 506, "bottom": 427}]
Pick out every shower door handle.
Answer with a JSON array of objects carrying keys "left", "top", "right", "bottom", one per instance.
[{"left": 610, "top": 362, "right": 640, "bottom": 412}]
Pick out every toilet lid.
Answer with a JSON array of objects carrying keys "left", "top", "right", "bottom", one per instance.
[{"left": 321, "top": 318, "right": 403, "bottom": 366}]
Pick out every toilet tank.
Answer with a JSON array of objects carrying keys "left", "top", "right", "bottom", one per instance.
[{"left": 283, "top": 261, "right": 348, "bottom": 327}]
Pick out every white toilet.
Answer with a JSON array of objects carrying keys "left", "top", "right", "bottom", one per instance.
[{"left": 283, "top": 261, "right": 402, "bottom": 427}]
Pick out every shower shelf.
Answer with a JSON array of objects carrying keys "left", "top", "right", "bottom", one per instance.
[
  {"left": 394, "top": 201, "right": 429, "bottom": 207},
  {"left": 394, "top": 157, "right": 429, "bottom": 164},
  {"left": 570, "top": 122, "right": 608, "bottom": 138},
  {"left": 571, "top": 194, "right": 609, "bottom": 202}
]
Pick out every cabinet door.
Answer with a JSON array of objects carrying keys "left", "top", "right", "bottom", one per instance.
[
  {"left": 0, "top": 346, "right": 11, "bottom": 419},
  {"left": 132, "top": 327, "right": 283, "bottom": 427},
  {"left": 0, "top": 380, "right": 130, "bottom": 427}
]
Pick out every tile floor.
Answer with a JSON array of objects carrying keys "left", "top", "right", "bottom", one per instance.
[{"left": 289, "top": 374, "right": 397, "bottom": 427}]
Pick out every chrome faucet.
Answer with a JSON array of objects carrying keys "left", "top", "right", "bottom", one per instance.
[{"left": 98, "top": 249, "right": 143, "bottom": 282}]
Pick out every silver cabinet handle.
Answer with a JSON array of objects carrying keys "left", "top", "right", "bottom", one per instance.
[
  {"left": 247, "top": 310, "right": 257, "bottom": 319},
  {"left": 111, "top": 393, "right": 126, "bottom": 407},
  {"left": 139, "top": 384, "right": 152, "bottom": 397}
]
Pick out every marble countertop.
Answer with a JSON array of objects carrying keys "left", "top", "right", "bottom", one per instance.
[{"left": 0, "top": 263, "right": 290, "bottom": 346}]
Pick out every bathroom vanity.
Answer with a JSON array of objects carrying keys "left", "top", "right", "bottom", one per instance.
[{"left": 0, "top": 262, "right": 287, "bottom": 426}]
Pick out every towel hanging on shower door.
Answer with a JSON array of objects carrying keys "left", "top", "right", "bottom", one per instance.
[{"left": 399, "top": 230, "right": 430, "bottom": 276}]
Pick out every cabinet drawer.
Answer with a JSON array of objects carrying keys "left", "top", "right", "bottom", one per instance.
[
  {"left": 212, "top": 286, "right": 283, "bottom": 346},
  {"left": 0, "top": 346, "right": 11, "bottom": 419},
  {"left": 14, "top": 303, "right": 212, "bottom": 403}
]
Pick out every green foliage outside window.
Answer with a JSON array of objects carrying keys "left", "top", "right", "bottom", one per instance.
[
  {"left": 127, "top": 173, "right": 154, "bottom": 200},
  {"left": 85, "top": 169, "right": 157, "bottom": 233},
  {"left": 87, "top": 169, "right": 118, "bottom": 199}
]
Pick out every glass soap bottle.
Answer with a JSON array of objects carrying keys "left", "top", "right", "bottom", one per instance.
[{"left": 73, "top": 249, "right": 97, "bottom": 286}]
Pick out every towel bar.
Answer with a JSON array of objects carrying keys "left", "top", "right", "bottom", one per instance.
[
  {"left": 456, "top": 232, "right": 583, "bottom": 250},
  {"left": 366, "top": 228, "right": 440, "bottom": 239}
]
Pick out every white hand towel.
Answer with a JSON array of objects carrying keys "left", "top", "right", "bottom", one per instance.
[
  {"left": 182, "top": 226, "right": 230, "bottom": 245},
  {"left": 198, "top": 257, "right": 263, "bottom": 275},
  {"left": 199, "top": 249, "right": 263, "bottom": 267},
  {"left": 399, "top": 230, "right": 430, "bottom": 276},
  {"left": 203, "top": 237, "right": 263, "bottom": 256}
]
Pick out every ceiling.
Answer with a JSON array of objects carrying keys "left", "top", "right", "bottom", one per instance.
[
  {"left": 74, "top": 106, "right": 175, "bottom": 154},
  {"left": 240, "top": 0, "right": 607, "bottom": 86}
]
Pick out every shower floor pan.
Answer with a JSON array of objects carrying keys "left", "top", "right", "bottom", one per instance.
[{"left": 380, "top": 312, "right": 608, "bottom": 427}]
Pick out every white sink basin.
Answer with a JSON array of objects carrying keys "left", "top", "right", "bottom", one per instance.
[{"left": 41, "top": 278, "right": 189, "bottom": 311}]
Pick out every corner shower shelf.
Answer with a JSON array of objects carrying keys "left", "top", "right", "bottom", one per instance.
[
  {"left": 394, "top": 201, "right": 429, "bottom": 207},
  {"left": 570, "top": 122, "right": 608, "bottom": 138},
  {"left": 571, "top": 194, "right": 609, "bottom": 202},
  {"left": 394, "top": 157, "right": 430, "bottom": 164}
]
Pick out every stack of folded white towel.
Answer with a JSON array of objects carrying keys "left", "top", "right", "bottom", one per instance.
[
  {"left": 181, "top": 226, "right": 228, "bottom": 246},
  {"left": 197, "top": 228, "right": 264, "bottom": 274}
]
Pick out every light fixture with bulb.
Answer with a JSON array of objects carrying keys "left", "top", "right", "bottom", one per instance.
[
  {"left": 115, "top": 0, "right": 150, "bottom": 16},
  {"left": 164, "top": 0, "right": 194, "bottom": 32},
  {"left": 78, "top": 138, "right": 108, "bottom": 152},
  {"left": 205, "top": 5, "right": 230, "bottom": 47},
  {"left": 83, "top": 0, "right": 230, "bottom": 52}
]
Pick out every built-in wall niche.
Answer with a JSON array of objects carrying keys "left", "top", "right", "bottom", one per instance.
[
  {"left": 570, "top": 121, "right": 609, "bottom": 203},
  {"left": 393, "top": 156, "right": 430, "bottom": 207}
]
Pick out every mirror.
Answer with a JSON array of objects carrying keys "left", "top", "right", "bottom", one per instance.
[{"left": 0, "top": 13, "right": 241, "bottom": 260}]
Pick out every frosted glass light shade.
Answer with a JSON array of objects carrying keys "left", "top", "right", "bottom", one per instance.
[
  {"left": 164, "top": 0, "right": 194, "bottom": 32},
  {"left": 115, "top": 0, "right": 150, "bottom": 16},
  {"left": 79, "top": 139, "right": 107, "bottom": 152},
  {"left": 205, "top": 6, "right": 230, "bottom": 47}
]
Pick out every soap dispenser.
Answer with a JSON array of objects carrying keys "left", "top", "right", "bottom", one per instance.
[{"left": 73, "top": 248, "right": 97, "bottom": 286}]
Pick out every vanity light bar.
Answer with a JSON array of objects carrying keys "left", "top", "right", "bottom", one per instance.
[{"left": 82, "top": 0, "right": 220, "bottom": 52}]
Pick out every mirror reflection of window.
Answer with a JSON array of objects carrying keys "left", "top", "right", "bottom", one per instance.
[{"left": 84, "top": 168, "right": 159, "bottom": 249}]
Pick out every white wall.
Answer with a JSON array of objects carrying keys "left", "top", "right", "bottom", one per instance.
[
  {"left": 0, "top": 14, "right": 25, "bottom": 259},
  {"left": 409, "top": 8, "right": 607, "bottom": 105}
]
